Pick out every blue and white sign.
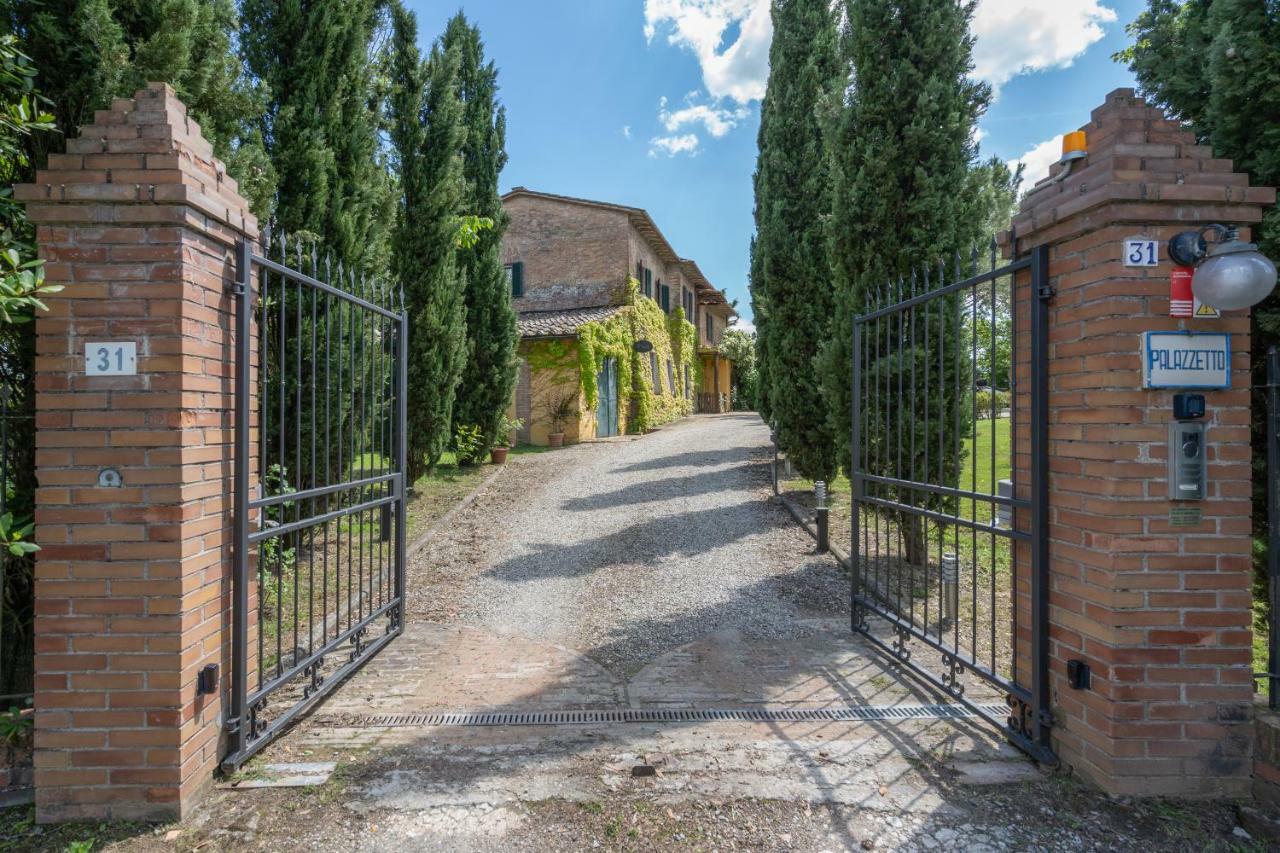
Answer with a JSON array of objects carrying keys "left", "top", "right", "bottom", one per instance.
[
  {"left": 1142, "top": 331, "right": 1231, "bottom": 389},
  {"left": 1124, "top": 238, "right": 1159, "bottom": 267}
]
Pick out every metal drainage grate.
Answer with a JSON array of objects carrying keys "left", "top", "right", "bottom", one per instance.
[{"left": 339, "top": 704, "right": 1008, "bottom": 729}]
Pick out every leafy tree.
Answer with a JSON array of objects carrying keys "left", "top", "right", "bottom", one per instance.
[
  {"left": 1117, "top": 0, "right": 1280, "bottom": 642},
  {"left": 388, "top": 4, "right": 467, "bottom": 480},
  {"left": 821, "top": 0, "right": 991, "bottom": 561},
  {"left": 719, "top": 327, "right": 759, "bottom": 410},
  {"left": 0, "top": 32, "right": 55, "bottom": 699},
  {"left": 242, "top": 0, "right": 392, "bottom": 270},
  {"left": 5, "top": 0, "right": 274, "bottom": 215},
  {"left": 444, "top": 13, "right": 517, "bottom": 458},
  {"left": 750, "top": 0, "right": 840, "bottom": 481}
]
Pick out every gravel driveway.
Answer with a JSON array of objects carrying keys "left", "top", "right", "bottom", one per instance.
[{"left": 406, "top": 412, "right": 848, "bottom": 675}]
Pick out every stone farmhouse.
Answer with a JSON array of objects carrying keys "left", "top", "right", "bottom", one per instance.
[{"left": 501, "top": 188, "right": 737, "bottom": 445}]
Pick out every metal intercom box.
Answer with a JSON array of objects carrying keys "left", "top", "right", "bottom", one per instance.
[{"left": 1168, "top": 421, "right": 1206, "bottom": 501}]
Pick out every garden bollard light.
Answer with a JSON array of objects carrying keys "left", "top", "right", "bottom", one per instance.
[{"left": 815, "top": 480, "right": 829, "bottom": 553}]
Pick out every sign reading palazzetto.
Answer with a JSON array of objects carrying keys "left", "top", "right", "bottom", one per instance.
[{"left": 1141, "top": 331, "right": 1231, "bottom": 389}]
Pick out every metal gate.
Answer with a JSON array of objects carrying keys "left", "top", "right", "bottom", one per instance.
[
  {"left": 224, "top": 236, "right": 408, "bottom": 771},
  {"left": 849, "top": 243, "right": 1053, "bottom": 764}
]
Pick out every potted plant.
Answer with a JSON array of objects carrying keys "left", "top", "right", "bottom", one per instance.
[
  {"left": 491, "top": 415, "right": 523, "bottom": 464},
  {"left": 542, "top": 391, "right": 579, "bottom": 448}
]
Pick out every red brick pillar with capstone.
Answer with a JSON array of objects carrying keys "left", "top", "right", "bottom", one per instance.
[
  {"left": 1002, "top": 88, "right": 1275, "bottom": 797},
  {"left": 18, "top": 83, "right": 257, "bottom": 821}
]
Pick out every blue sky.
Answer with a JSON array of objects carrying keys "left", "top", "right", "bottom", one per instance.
[{"left": 407, "top": 1, "right": 1150, "bottom": 328}]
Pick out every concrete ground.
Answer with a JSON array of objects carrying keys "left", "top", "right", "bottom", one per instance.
[{"left": 66, "top": 414, "right": 1257, "bottom": 852}]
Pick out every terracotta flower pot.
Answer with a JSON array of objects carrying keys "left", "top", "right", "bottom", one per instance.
[
  {"left": 548, "top": 432, "right": 565, "bottom": 448},
  {"left": 490, "top": 446, "right": 509, "bottom": 465}
]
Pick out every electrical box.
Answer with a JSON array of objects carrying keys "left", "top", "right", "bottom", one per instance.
[{"left": 1168, "top": 421, "right": 1206, "bottom": 501}]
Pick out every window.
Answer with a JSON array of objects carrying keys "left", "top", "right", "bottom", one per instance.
[
  {"left": 660, "top": 284, "right": 670, "bottom": 313},
  {"left": 506, "top": 262, "right": 524, "bottom": 297},
  {"left": 644, "top": 267, "right": 652, "bottom": 298},
  {"left": 705, "top": 314, "right": 713, "bottom": 343},
  {"left": 666, "top": 359, "right": 676, "bottom": 396},
  {"left": 684, "top": 290, "right": 693, "bottom": 318},
  {"left": 649, "top": 352, "right": 660, "bottom": 393},
  {"left": 635, "top": 261, "right": 643, "bottom": 286}
]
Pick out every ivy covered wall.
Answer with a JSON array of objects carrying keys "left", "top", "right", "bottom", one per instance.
[{"left": 520, "top": 277, "right": 696, "bottom": 444}]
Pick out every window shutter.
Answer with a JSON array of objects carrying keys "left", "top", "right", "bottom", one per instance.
[
  {"left": 650, "top": 352, "right": 660, "bottom": 393},
  {"left": 661, "top": 285, "right": 670, "bottom": 312},
  {"left": 644, "top": 268, "right": 652, "bottom": 297},
  {"left": 636, "top": 261, "right": 643, "bottom": 285},
  {"left": 511, "top": 262, "right": 524, "bottom": 297}
]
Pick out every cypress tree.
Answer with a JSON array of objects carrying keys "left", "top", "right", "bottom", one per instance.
[
  {"left": 749, "top": 0, "right": 839, "bottom": 481},
  {"left": 4, "top": 0, "right": 273, "bottom": 214},
  {"left": 241, "top": 0, "right": 392, "bottom": 271},
  {"left": 388, "top": 4, "right": 467, "bottom": 481},
  {"left": 821, "top": 0, "right": 990, "bottom": 561},
  {"left": 443, "top": 13, "right": 518, "bottom": 457},
  {"left": 748, "top": 234, "right": 773, "bottom": 422}
]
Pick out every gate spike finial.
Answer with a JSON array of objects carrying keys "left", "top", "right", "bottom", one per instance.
[
  {"left": 280, "top": 230, "right": 288, "bottom": 263},
  {"left": 988, "top": 237, "right": 998, "bottom": 272},
  {"left": 970, "top": 244, "right": 980, "bottom": 275},
  {"left": 910, "top": 267, "right": 918, "bottom": 299},
  {"left": 953, "top": 250, "right": 962, "bottom": 281}
]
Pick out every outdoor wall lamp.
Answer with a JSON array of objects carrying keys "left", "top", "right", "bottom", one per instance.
[{"left": 1168, "top": 223, "right": 1277, "bottom": 311}]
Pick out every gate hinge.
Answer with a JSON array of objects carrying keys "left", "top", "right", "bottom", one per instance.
[
  {"left": 224, "top": 716, "right": 241, "bottom": 735},
  {"left": 1038, "top": 708, "right": 1055, "bottom": 728},
  {"left": 228, "top": 282, "right": 246, "bottom": 296},
  {"left": 1037, "top": 284, "right": 1055, "bottom": 301}
]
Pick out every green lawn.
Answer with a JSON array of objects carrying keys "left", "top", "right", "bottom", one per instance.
[
  {"left": 779, "top": 415, "right": 1011, "bottom": 523},
  {"left": 960, "top": 416, "right": 1011, "bottom": 523}
]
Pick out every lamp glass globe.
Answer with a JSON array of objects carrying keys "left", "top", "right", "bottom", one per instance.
[{"left": 1191, "top": 248, "right": 1277, "bottom": 311}]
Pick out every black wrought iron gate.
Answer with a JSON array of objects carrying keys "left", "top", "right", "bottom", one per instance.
[
  {"left": 849, "top": 243, "right": 1054, "bottom": 764},
  {"left": 224, "top": 236, "right": 408, "bottom": 771}
]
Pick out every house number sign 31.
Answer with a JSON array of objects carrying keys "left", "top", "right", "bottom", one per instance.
[
  {"left": 1124, "top": 238, "right": 1159, "bottom": 267},
  {"left": 84, "top": 341, "right": 138, "bottom": 376}
]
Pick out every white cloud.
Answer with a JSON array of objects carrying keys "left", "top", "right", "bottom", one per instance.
[
  {"left": 972, "top": 1, "right": 1117, "bottom": 94},
  {"left": 643, "top": 0, "right": 773, "bottom": 104},
  {"left": 658, "top": 95, "right": 751, "bottom": 138},
  {"left": 649, "top": 133, "right": 702, "bottom": 158},
  {"left": 644, "top": 0, "right": 1119, "bottom": 107},
  {"left": 1013, "top": 135, "right": 1063, "bottom": 187},
  {"left": 623, "top": 125, "right": 632, "bottom": 139},
  {"left": 731, "top": 316, "right": 756, "bottom": 334}
]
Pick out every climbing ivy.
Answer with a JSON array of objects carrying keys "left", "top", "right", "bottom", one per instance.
[
  {"left": 571, "top": 277, "right": 697, "bottom": 435},
  {"left": 578, "top": 311, "right": 632, "bottom": 413}
]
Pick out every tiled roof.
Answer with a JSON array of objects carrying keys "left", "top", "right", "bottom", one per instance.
[{"left": 517, "top": 305, "right": 626, "bottom": 339}]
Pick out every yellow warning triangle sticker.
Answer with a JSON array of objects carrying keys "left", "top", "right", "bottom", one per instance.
[{"left": 1193, "top": 298, "right": 1220, "bottom": 319}]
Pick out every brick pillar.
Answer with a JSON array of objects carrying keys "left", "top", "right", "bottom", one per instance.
[
  {"left": 18, "top": 84, "right": 257, "bottom": 821},
  {"left": 1003, "top": 89, "right": 1275, "bottom": 797}
]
